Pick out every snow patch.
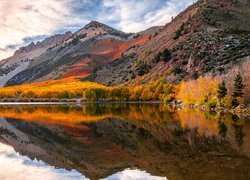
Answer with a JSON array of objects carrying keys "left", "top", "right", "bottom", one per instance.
[
  {"left": 0, "top": 118, "right": 29, "bottom": 142},
  {"left": 0, "top": 61, "right": 29, "bottom": 87}
]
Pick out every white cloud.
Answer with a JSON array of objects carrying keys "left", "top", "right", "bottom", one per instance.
[
  {"left": 0, "top": 0, "right": 82, "bottom": 60},
  {"left": 0, "top": 0, "right": 197, "bottom": 60},
  {"left": 0, "top": 142, "right": 167, "bottom": 180},
  {"left": 104, "top": 169, "right": 167, "bottom": 180},
  {"left": 100, "top": 0, "right": 196, "bottom": 32},
  {"left": 0, "top": 0, "right": 62, "bottom": 59},
  {"left": 0, "top": 143, "right": 88, "bottom": 180}
]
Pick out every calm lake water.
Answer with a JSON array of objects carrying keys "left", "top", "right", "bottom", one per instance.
[{"left": 0, "top": 103, "right": 249, "bottom": 180}]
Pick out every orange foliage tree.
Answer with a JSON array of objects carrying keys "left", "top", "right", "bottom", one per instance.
[{"left": 178, "top": 76, "right": 218, "bottom": 105}]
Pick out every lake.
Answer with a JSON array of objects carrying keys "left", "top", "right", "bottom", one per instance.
[{"left": 0, "top": 103, "right": 249, "bottom": 180}]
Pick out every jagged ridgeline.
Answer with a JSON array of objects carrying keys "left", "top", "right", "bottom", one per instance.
[
  {"left": 0, "top": 0, "right": 249, "bottom": 99},
  {"left": 0, "top": 21, "right": 149, "bottom": 87}
]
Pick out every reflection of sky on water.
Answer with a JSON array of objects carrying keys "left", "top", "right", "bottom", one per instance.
[
  {"left": 0, "top": 143, "right": 88, "bottom": 180},
  {"left": 0, "top": 142, "right": 167, "bottom": 180},
  {"left": 103, "top": 169, "right": 167, "bottom": 180}
]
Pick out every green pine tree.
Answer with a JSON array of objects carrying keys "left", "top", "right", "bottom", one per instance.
[
  {"left": 217, "top": 81, "right": 227, "bottom": 100},
  {"left": 162, "top": 48, "right": 171, "bottom": 62},
  {"left": 232, "top": 72, "right": 244, "bottom": 106}
]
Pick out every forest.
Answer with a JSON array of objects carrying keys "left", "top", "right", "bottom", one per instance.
[{"left": 0, "top": 73, "right": 246, "bottom": 109}]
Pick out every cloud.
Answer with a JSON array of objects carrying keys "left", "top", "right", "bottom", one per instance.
[
  {"left": 0, "top": 0, "right": 91, "bottom": 60},
  {"left": 0, "top": 0, "right": 70, "bottom": 59},
  {"left": 0, "top": 0, "right": 197, "bottom": 60},
  {"left": 104, "top": 169, "right": 167, "bottom": 180},
  {"left": 0, "top": 142, "right": 167, "bottom": 179},
  {"left": 0, "top": 143, "right": 88, "bottom": 180},
  {"left": 100, "top": 0, "right": 196, "bottom": 32}
]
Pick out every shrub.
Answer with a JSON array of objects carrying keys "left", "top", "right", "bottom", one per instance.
[
  {"left": 85, "top": 88, "right": 107, "bottom": 100},
  {"left": 59, "top": 91, "right": 70, "bottom": 99},
  {"left": 206, "top": 100, "right": 217, "bottom": 109},
  {"left": 173, "top": 23, "right": 184, "bottom": 40},
  {"left": 20, "top": 91, "right": 36, "bottom": 98},
  {"left": 138, "top": 69, "right": 146, "bottom": 76},
  {"left": 173, "top": 66, "right": 182, "bottom": 75},
  {"left": 162, "top": 48, "right": 171, "bottom": 62},
  {"left": 154, "top": 48, "right": 171, "bottom": 63},
  {"left": 85, "top": 89, "right": 97, "bottom": 100},
  {"left": 109, "top": 87, "right": 123, "bottom": 100},
  {"left": 71, "top": 37, "right": 79, "bottom": 45},
  {"left": 164, "top": 94, "right": 175, "bottom": 103},
  {"left": 221, "top": 96, "right": 233, "bottom": 108},
  {"left": 154, "top": 52, "right": 162, "bottom": 63},
  {"left": 137, "top": 63, "right": 150, "bottom": 76}
]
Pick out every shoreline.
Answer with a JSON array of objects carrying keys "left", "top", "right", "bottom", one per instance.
[
  {"left": 0, "top": 100, "right": 164, "bottom": 105},
  {"left": 179, "top": 104, "right": 250, "bottom": 120},
  {"left": 0, "top": 100, "right": 249, "bottom": 118}
]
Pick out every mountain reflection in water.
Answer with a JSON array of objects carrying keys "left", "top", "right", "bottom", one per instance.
[
  {"left": 0, "top": 143, "right": 165, "bottom": 180},
  {"left": 0, "top": 103, "right": 249, "bottom": 180}
]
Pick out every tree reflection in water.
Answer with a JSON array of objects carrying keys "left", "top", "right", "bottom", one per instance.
[{"left": 0, "top": 104, "right": 249, "bottom": 179}]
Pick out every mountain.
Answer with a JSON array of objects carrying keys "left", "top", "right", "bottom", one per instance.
[
  {"left": 0, "top": 32, "right": 72, "bottom": 87},
  {"left": 1, "top": 21, "right": 151, "bottom": 87},
  {"left": 0, "top": 0, "right": 249, "bottom": 98},
  {"left": 89, "top": 0, "right": 249, "bottom": 96},
  {"left": 1, "top": 105, "right": 249, "bottom": 179}
]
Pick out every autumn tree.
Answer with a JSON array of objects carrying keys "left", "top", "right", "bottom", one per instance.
[
  {"left": 120, "top": 86, "right": 130, "bottom": 101},
  {"left": 109, "top": 87, "right": 122, "bottom": 100},
  {"left": 95, "top": 88, "right": 107, "bottom": 99},
  {"left": 155, "top": 82, "right": 164, "bottom": 99},
  {"left": 59, "top": 91, "right": 70, "bottom": 99},
  {"left": 85, "top": 88, "right": 97, "bottom": 100},
  {"left": 178, "top": 77, "right": 218, "bottom": 105},
  {"left": 130, "top": 86, "right": 144, "bottom": 101}
]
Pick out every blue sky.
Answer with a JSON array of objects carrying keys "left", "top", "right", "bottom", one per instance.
[{"left": 0, "top": 0, "right": 196, "bottom": 60}]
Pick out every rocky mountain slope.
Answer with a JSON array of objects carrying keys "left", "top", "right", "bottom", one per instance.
[
  {"left": 0, "top": 32, "right": 72, "bottom": 87},
  {"left": 1, "top": 21, "right": 151, "bottom": 86},
  {"left": 89, "top": 0, "right": 249, "bottom": 96},
  {"left": 0, "top": 0, "right": 249, "bottom": 97}
]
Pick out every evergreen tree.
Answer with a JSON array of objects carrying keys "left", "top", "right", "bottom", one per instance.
[
  {"left": 233, "top": 72, "right": 244, "bottom": 98},
  {"left": 162, "top": 48, "right": 171, "bottom": 62},
  {"left": 232, "top": 72, "right": 244, "bottom": 106},
  {"left": 217, "top": 81, "right": 227, "bottom": 100},
  {"left": 154, "top": 51, "right": 162, "bottom": 63}
]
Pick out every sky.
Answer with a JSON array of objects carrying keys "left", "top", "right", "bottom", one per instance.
[
  {"left": 0, "top": 142, "right": 166, "bottom": 179},
  {"left": 0, "top": 0, "right": 196, "bottom": 60}
]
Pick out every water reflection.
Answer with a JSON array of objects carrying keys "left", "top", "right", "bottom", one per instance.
[
  {"left": 0, "top": 104, "right": 249, "bottom": 180},
  {"left": 0, "top": 143, "right": 165, "bottom": 180},
  {"left": 103, "top": 169, "right": 167, "bottom": 180},
  {"left": 0, "top": 143, "right": 87, "bottom": 180}
]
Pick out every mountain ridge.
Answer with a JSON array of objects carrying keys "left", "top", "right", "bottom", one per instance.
[
  {"left": 2, "top": 20, "right": 152, "bottom": 86},
  {"left": 88, "top": 0, "right": 249, "bottom": 97},
  {"left": 0, "top": 0, "right": 249, "bottom": 99},
  {"left": 0, "top": 31, "right": 73, "bottom": 87}
]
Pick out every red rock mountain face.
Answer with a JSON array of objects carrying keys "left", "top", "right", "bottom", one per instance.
[
  {"left": 62, "top": 36, "right": 149, "bottom": 79},
  {"left": 89, "top": 0, "right": 249, "bottom": 97},
  {"left": 1, "top": 0, "right": 249, "bottom": 95},
  {"left": 2, "top": 21, "right": 155, "bottom": 86}
]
